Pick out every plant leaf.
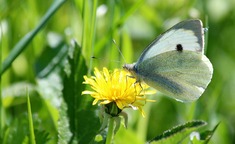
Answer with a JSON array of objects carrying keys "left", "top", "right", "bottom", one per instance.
[
  {"left": 58, "top": 101, "right": 72, "bottom": 144},
  {"left": 148, "top": 120, "right": 207, "bottom": 144},
  {"left": 63, "top": 40, "right": 100, "bottom": 143},
  {"left": 200, "top": 122, "right": 220, "bottom": 143},
  {"left": 35, "top": 40, "right": 68, "bottom": 78},
  {"left": 34, "top": 129, "right": 50, "bottom": 144}
]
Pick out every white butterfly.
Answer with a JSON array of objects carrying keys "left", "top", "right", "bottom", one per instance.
[{"left": 123, "top": 19, "right": 213, "bottom": 102}]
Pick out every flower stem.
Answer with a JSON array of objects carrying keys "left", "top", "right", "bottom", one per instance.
[{"left": 106, "top": 117, "right": 114, "bottom": 144}]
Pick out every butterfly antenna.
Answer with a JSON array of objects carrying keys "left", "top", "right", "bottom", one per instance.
[
  {"left": 112, "top": 39, "right": 127, "bottom": 64},
  {"left": 91, "top": 56, "right": 122, "bottom": 63}
]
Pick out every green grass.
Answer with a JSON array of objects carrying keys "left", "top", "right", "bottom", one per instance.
[{"left": 1, "top": 0, "right": 235, "bottom": 143}]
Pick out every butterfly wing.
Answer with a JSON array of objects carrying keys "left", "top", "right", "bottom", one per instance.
[
  {"left": 137, "top": 19, "right": 204, "bottom": 63},
  {"left": 135, "top": 50, "right": 213, "bottom": 102},
  {"left": 123, "top": 19, "right": 213, "bottom": 102}
]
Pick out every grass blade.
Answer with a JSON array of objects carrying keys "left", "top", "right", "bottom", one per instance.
[{"left": 27, "top": 89, "right": 36, "bottom": 144}]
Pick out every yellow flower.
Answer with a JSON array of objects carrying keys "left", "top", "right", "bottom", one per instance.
[{"left": 82, "top": 67, "right": 155, "bottom": 116}]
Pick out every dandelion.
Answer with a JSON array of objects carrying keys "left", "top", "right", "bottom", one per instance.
[
  {"left": 82, "top": 67, "right": 156, "bottom": 144},
  {"left": 82, "top": 67, "right": 155, "bottom": 117}
]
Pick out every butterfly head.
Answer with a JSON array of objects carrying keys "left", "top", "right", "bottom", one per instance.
[
  {"left": 123, "top": 63, "right": 135, "bottom": 71},
  {"left": 123, "top": 63, "right": 139, "bottom": 79}
]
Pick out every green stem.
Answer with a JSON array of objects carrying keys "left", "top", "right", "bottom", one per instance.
[
  {"left": 88, "top": 0, "right": 97, "bottom": 76},
  {"left": 0, "top": 24, "right": 3, "bottom": 137},
  {"left": 106, "top": 118, "right": 114, "bottom": 144},
  {"left": 137, "top": 102, "right": 153, "bottom": 143}
]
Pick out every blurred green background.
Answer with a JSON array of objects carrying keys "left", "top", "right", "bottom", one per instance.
[{"left": 1, "top": 0, "right": 235, "bottom": 143}]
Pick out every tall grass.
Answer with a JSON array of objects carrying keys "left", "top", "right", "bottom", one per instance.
[{"left": 1, "top": 0, "right": 235, "bottom": 143}]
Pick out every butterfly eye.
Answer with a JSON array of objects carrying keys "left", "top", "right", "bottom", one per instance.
[{"left": 176, "top": 44, "right": 183, "bottom": 52}]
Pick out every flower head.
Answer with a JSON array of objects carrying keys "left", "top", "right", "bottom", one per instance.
[{"left": 82, "top": 67, "right": 155, "bottom": 116}]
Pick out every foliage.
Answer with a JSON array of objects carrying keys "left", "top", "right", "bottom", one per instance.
[{"left": 1, "top": 0, "right": 235, "bottom": 143}]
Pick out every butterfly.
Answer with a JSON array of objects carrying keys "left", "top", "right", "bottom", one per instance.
[{"left": 123, "top": 19, "right": 213, "bottom": 102}]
